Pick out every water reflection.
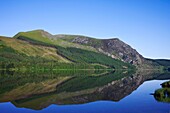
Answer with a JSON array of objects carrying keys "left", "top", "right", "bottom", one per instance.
[{"left": 0, "top": 69, "right": 170, "bottom": 110}]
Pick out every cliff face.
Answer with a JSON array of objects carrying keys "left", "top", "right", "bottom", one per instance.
[
  {"left": 68, "top": 36, "right": 145, "bottom": 65},
  {"left": 101, "top": 39, "right": 144, "bottom": 65}
]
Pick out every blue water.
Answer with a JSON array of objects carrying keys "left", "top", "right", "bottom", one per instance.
[{"left": 0, "top": 80, "right": 170, "bottom": 113}]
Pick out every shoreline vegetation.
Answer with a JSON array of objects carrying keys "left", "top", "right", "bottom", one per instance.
[{"left": 153, "top": 81, "right": 170, "bottom": 103}]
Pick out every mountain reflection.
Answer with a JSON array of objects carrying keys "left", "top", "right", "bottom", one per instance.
[{"left": 0, "top": 69, "right": 170, "bottom": 110}]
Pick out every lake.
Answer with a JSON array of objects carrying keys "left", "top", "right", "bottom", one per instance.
[{"left": 0, "top": 70, "right": 170, "bottom": 113}]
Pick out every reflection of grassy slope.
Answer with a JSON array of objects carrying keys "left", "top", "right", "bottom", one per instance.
[
  {"left": 11, "top": 88, "right": 97, "bottom": 110},
  {"left": 0, "top": 74, "right": 56, "bottom": 95},
  {"left": 0, "top": 69, "right": 97, "bottom": 95},
  {"left": 10, "top": 71, "right": 133, "bottom": 110},
  {"left": 0, "top": 77, "right": 71, "bottom": 102},
  {"left": 56, "top": 71, "right": 133, "bottom": 92}
]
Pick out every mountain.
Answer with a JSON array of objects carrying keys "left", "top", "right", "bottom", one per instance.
[{"left": 0, "top": 29, "right": 169, "bottom": 70}]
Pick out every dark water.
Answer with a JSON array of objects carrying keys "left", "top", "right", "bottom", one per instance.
[{"left": 0, "top": 70, "right": 170, "bottom": 113}]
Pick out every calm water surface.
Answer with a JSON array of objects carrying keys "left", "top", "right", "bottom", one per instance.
[{"left": 0, "top": 71, "right": 170, "bottom": 113}]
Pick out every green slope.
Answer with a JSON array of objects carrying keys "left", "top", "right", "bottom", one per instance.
[
  {"left": 12, "top": 30, "right": 134, "bottom": 69},
  {"left": 0, "top": 30, "right": 136, "bottom": 70},
  {"left": 0, "top": 36, "right": 70, "bottom": 63},
  {"left": 154, "top": 81, "right": 170, "bottom": 103},
  {"left": 14, "top": 30, "right": 97, "bottom": 52}
]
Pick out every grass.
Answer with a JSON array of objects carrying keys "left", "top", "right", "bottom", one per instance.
[{"left": 0, "top": 37, "right": 70, "bottom": 63}]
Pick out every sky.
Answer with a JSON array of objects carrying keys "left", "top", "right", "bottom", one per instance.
[{"left": 0, "top": 0, "right": 170, "bottom": 59}]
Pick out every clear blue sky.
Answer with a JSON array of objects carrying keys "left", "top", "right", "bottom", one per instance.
[{"left": 0, "top": 0, "right": 170, "bottom": 59}]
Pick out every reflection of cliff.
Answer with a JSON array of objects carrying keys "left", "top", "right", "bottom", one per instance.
[
  {"left": 95, "top": 72, "right": 170, "bottom": 101},
  {"left": 60, "top": 71, "right": 168, "bottom": 104},
  {"left": 93, "top": 75, "right": 146, "bottom": 101},
  {"left": 1, "top": 71, "right": 170, "bottom": 110}
]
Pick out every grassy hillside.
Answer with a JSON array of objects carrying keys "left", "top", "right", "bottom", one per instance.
[
  {"left": 0, "top": 36, "right": 70, "bottom": 63},
  {"left": 12, "top": 30, "right": 135, "bottom": 70},
  {"left": 14, "top": 30, "right": 97, "bottom": 52},
  {"left": 0, "top": 30, "right": 136, "bottom": 70},
  {"left": 0, "top": 36, "right": 97, "bottom": 70}
]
